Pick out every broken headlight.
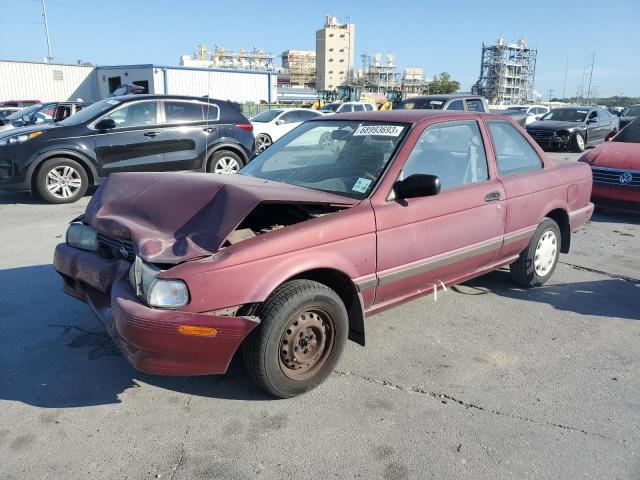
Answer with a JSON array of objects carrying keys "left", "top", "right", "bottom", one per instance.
[
  {"left": 66, "top": 223, "right": 98, "bottom": 251},
  {"left": 129, "top": 256, "right": 189, "bottom": 308}
]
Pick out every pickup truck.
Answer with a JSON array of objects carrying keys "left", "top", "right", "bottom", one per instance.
[{"left": 53, "top": 110, "right": 594, "bottom": 398}]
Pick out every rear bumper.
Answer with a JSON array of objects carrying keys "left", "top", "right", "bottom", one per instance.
[
  {"left": 569, "top": 202, "right": 594, "bottom": 231},
  {"left": 53, "top": 243, "right": 259, "bottom": 376}
]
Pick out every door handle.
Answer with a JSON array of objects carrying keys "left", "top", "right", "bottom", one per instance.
[
  {"left": 143, "top": 131, "right": 159, "bottom": 137},
  {"left": 203, "top": 127, "right": 217, "bottom": 133},
  {"left": 484, "top": 191, "right": 501, "bottom": 202}
]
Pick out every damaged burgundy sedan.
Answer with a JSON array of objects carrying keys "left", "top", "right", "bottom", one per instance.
[{"left": 54, "top": 111, "right": 594, "bottom": 397}]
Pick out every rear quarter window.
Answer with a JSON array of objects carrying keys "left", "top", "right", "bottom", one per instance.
[{"left": 487, "top": 120, "right": 543, "bottom": 176}]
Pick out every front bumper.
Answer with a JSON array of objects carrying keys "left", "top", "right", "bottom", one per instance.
[
  {"left": 53, "top": 243, "right": 259, "bottom": 376},
  {"left": 530, "top": 133, "right": 571, "bottom": 150}
]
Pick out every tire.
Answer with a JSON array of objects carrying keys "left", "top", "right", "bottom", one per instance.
[
  {"left": 35, "top": 157, "right": 89, "bottom": 204},
  {"left": 571, "top": 132, "right": 586, "bottom": 152},
  {"left": 255, "top": 134, "right": 272, "bottom": 153},
  {"left": 605, "top": 130, "right": 617, "bottom": 141},
  {"left": 206, "top": 150, "right": 244, "bottom": 174},
  {"left": 242, "top": 279, "right": 348, "bottom": 398},
  {"left": 510, "top": 218, "right": 561, "bottom": 288},
  {"left": 318, "top": 131, "right": 333, "bottom": 149}
]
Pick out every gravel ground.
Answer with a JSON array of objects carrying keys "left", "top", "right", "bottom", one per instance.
[{"left": 1, "top": 150, "right": 638, "bottom": 480}]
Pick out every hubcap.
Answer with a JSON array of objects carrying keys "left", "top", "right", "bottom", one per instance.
[
  {"left": 256, "top": 135, "right": 272, "bottom": 152},
  {"left": 577, "top": 135, "right": 585, "bottom": 150},
  {"left": 46, "top": 166, "right": 82, "bottom": 199},
  {"left": 534, "top": 230, "right": 557, "bottom": 277},
  {"left": 279, "top": 310, "right": 334, "bottom": 380},
  {"left": 213, "top": 156, "right": 241, "bottom": 174}
]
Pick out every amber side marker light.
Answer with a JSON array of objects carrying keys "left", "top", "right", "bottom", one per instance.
[{"left": 178, "top": 325, "right": 218, "bottom": 337}]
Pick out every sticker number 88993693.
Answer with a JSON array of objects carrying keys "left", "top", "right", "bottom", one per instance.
[{"left": 353, "top": 125, "right": 404, "bottom": 137}]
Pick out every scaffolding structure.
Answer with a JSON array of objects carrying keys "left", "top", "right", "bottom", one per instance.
[
  {"left": 280, "top": 50, "right": 316, "bottom": 88},
  {"left": 401, "top": 67, "right": 427, "bottom": 96},
  {"left": 472, "top": 35, "right": 537, "bottom": 105},
  {"left": 357, "top": 53, "right": 400, "bottom": 94},
  {"left": 180, "top": 44, "right": 277, "bottom": 71}
]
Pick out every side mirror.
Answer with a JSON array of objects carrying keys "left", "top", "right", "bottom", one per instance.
[
  {"left": 393, "top": 174, "right": 441, "bottom": 200},
  {"left": 95, "top": 118, "right": 116, "bottom": 130},
  {"left": 588, "top": 117, "right": 598, "bottom": 124},
  {"left": 275, "top": 119, "right": 284, "bottom": 125},
  {"left": 527, "top": 112, "right": 534, "bottom": 116}
]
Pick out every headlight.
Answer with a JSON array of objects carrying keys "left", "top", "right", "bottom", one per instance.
[
  {"left": 0, "top": 131, "right": 43, "bottom": 146},
  {"left": 66, "top": 223, "right": 98, "bottom": 251},
  {"left": 147, "top": 280, "right": 189, "bottom": 308},
  {"left": 129, "top": 257, "right": 189, "bottom": 308}
]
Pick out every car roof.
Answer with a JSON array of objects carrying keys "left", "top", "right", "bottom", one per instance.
[
  {"left": 308, "top": 109, "right": 502, "bottom": 124},
  {"left": 112, "top": 94, "right": 226, "bottom": 104},
  {"left": 403, "top": 94, "right": 483, "bottom": 101}
]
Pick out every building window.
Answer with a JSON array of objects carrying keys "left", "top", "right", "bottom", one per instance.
[
  {"left": 329, "top": 33, "right": 334, "bottom": 37},
  {"left": 340, "top": 34, "right": 345, "bottom": 38},
  {"left": 329, "top": 58, "right": 334, "bottom": 62},
  {"left": 339, "top": 59, "right": 344, "bottom": 62},
  {"left": 328, "top": 71, "right": 333, "bottom": 74},
  {"left": 329, "top": 48, "right": 334, "bottom": 52},
  {"left": 339, "top": 49, "right": 345, "bottom": 52},
  {"left": 53, "top": 70, "right": 64, "bottom": 81},
  {"left": 339, "top": 71, "right": 344, "bottom": 74}
]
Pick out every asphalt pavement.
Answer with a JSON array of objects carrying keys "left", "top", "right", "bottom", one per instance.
[{"left": 1, "top": 150, "right": 638, "bottom": 480}]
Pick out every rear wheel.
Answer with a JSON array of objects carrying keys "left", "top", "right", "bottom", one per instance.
[
  {"left": 571, "top": 132, "right": 586, "bottom": 152},
  {"left": 35, "top": 157, "right": 88, "bottom": 204},
  {"left": 207, "top": 150, "right": 244, "bottom": 174},
  {"left": 605, "top": 129, "right": 617, "bottom": 141},
  {"left": 242, "top": 280, "right": 348, "bottom": 398},
  {"left": 510, "top": 218, "right": 561, "bottom": 287}
]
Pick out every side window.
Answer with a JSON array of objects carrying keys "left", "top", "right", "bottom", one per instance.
[
  {"left": 364, "top": 104, "right": 374, "bottom": 111},
  {"left": 339, "top": 104, "right": 354, "bottom": 113},
  {"left": 299, "top": 110, "right": 320, "bottom": 121},
  {"left": 447, "top": 100, "right": 464, "bottom": 111},
  {"left": 487, "top": 120, "right": 542, "bottom": 176},
  {"left": 402, "top": 120, "right": 489, "bottom": 189},
  {"left": 164, "top": 101, "right": 204, "bottom": 123},
  {"left": 588, "top": 110, "right": 597, "bottom": 121},
  {"left": 465, "top": 99, "right": 485, "bottom": 112},
  {"left": 280, "top": 110, "right": 303, "bottom": 124},
  {"left": 353, "top": 104, "right": 365, "bottom": 112},
  {"left": 205, "top": 103, "right": 220, "bottom": 121},
  {"left": 102, "top": 101, "right": 158, "bottom": 128}
]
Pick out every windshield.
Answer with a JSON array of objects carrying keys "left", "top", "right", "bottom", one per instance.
[
  {"left": 539, "top": 108, "right": 588, "bottom": 122},
  {"left": 250, "top": 110, "right": 283, "bottom": 123},
  {"left": 613, "top": 118, "right": 640, "bottom": 143},
  {"left": 59, "top": 99, "right": 120, "bottom": 126},
  {"left": 622, "top": 105, "right": 640, "bottom": 117},
  {"left": 397, "top": 98, "right": 444, "bottom": 110},
  {"left": 5, "top": 104, "right": 42, "bottom": 121},
  {"left": 322, "top": 103, "right": 341, "bottom": 112},
  {"left": 240, "top": 120, "right": 408, "bottom": 199}
]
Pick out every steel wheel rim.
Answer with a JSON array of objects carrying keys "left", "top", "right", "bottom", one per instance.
[
  {"left": 278, "top": 309, "right": 334, "bottom": 380},
  {"left": 534, "top": 230, "right": 557, "bottom": 277},
  {"left": 576, "top": 135, "right": 585, "bottom": 150},
  {"left": 256, "top": 135, "right": 272, "bottom": 152},
  {"left": 46, "top": 165, "right": 82, "bottom": 199},
  {"left": 213, "top": 156, "right": 241, "bottom": 174}
]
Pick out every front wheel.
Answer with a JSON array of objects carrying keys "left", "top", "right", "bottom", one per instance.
[
  {"left": 510, "top": 218, "right": 561, "bottom": 287},
  {"left": 35, "top": 157, "right": 89, "bottom": 204},
  {"left": 571, "top": 132, "right": 586, "bottom": 152},
  {"left": 207, "top": 150, "right": 244, "bottom": 174},
  {"left": 255, "top": 134, "right": 272, "bottom": 153},
  {"left": 242, "top": 280, "right": 348, "bottom": 398}
]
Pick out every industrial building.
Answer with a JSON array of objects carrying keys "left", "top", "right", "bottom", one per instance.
[
  {"left": 280, "top": 50, "right": 315, "bottom": 88},
  {"left": 0, "top": 60, "right": 277, "bottom": 104},
  {"left": 357, "top": 53, "right": 400, "bottom": 93},
  {"left": 401, "top": 67, "right": 428, "bottom": 96},
  {"left": 179, "top": 44, "right": 277, "bottom": 72},
  {"left": 315, "top": 15, "right": 355, "bottom": 90},
  {"left": 472, "top": 35, "right": 537, "bottom": 105}
]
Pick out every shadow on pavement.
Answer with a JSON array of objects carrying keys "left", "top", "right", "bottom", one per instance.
[
  {"left": 589, "top": 210, "right": 639, "bottom": 225},
  {"left": 0, "top": 264, "right": 271, "bottom": 409},
  {"left": 0, "top": 189, "right": 96, "bottom": 205},
  {"left": 455, "top": 269, "right": 640, "bottom": 321}
]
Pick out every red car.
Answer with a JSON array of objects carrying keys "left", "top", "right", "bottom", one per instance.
[
  {"left": 53, "top": 111, "right": 594, "bottom": 397},
  {"left": 579, "top": 117, "right": 640, "bottom": 212}
]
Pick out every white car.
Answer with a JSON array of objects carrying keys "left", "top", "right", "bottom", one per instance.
[
  {"left": 505, "top": 105, "right": 550, "bottom": 124},
  {"left": 250, "top": 108, "right": 324, "bottom": 152},
  {"left": 320, "top": 101, "right": 376, "bottom": 114}
]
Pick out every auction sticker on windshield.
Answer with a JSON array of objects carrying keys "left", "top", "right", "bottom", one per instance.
[
  {"left": 353, "top": 125, "right": 404, "bottom": 136},
  {"left": 352, "top": 178, "right": 372, "bottom": 193}
]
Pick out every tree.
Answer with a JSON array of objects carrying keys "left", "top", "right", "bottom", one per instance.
[{"left": 424, "top": 72, "right": 460, "bottom": 95}]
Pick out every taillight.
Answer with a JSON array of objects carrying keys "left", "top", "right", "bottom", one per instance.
[{"left": 235, "top": 123, "right": 253, "bottom": 132}]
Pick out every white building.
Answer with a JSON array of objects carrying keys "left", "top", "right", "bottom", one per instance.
[
  {"left": 0, "top": 60, "right": 277, "bottom": 104},
  {"left": 315, "top": 15, "right": 355, "bottom": 91}
]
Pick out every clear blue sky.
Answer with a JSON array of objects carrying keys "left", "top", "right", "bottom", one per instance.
[{"left": 1, "top": 0, "right": 639, "bottom": 98}]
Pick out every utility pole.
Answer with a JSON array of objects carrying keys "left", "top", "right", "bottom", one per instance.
[
  {"left": 561, "top": 57, "right": 568, "bottom": 100},
  {"left": 548, "top": 89, "right": 554, "bottom": 101},
  {"left": 585, "top": 52, "right": 595, "bottom": 104},
  {"left": 591, "top": 86, "right": 599, "bottom": 104},
  {"left": 41, "top": 0, "right": 53, "bottom": 63}
]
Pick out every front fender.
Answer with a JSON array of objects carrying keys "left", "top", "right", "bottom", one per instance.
[{"left": 26, "top": 147, "right": 100, "bottom": 185}]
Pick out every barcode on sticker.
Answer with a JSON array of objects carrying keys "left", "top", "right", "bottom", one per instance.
[{"left": 353, "top": 125, "right": 404, "bottom": 136}]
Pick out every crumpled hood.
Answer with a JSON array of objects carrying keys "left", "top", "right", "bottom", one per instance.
[
  {"left": 579, "top": 141, "right": 640, "bottom": 169},
  {"left": 84, "top": 172, "right": 357, "bottom": 264},
  {"left": 527, "top": 120, "right": 584, "bottom": 131}
]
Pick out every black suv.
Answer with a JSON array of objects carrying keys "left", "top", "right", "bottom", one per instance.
[
  {"left": 395, "top": 94, "right": 489, "bottom": 112},
  {"left": 0, "top": 95, "right": 255, "bottom": 203}
]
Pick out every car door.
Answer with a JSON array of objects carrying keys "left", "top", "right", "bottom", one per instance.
[
  {"left": 160, "top": 99, "right": 218, "bottom": 171},
  {"left": 484, "top": 120, "right": 546, "bottom": 259},
  {"left": 596, "top": 109, "right": 613, "bottom": 141},
  {"left": 93, "top": 99, "right": 166, "bottom": 174},
  {"left": 275, "top": 110, "right": 305, "bottom": 138},
  {"left": 446, "top": 99, "right": 464, "bottom": 111},
  {"left": 465, "top": 98, "right": 486, "bottom": 112},
  {"left": 372, "top": 119, "right": 506, "bottom": 307}
]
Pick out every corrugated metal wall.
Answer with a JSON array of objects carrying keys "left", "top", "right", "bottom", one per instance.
[
  {"left": 163, "top": 68, "right": 276, "bottom": 103},
  {"left": 0, "top": 61, "right": 98, "bottom": 102}
]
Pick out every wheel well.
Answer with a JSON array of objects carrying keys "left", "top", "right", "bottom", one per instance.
[
  {"left": 545, "top": 209, "right": 570, "bottom": 253},
  {"left": 290, "top": 268, "right": 366, "bottom": 346},
  {"left": 32, "top": 153, "right": 95, "bottom": 188},
  {"left": 207, "top": 145, "right": 248, "bottom": 169}
]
